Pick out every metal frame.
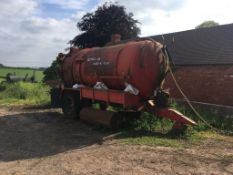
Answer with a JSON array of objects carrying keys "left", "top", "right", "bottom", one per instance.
[{"left": 79, "top": 87, "right": 141, "bottom": 108}]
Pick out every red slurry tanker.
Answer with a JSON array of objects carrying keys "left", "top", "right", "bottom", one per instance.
[{"left": 53, "top": 35, "right": 196, "bottom": 132}]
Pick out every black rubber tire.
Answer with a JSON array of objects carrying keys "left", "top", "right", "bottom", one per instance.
[
  {"left": 62, "top": 91, "right": 80, "bottom": 119},
  {"left": 50, "top": 88, "right": 62, "bottom": 108}
]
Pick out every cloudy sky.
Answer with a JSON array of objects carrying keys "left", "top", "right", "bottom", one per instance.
[{"left": 0, "top": 0, "right": 233, "bottom": 67}]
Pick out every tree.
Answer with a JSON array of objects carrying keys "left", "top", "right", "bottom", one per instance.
[
  {"left": 44, "top": 3, "right": 140, "bottom": 82},
  {"left": 43, "top": 60, "right": 59, "bottom": 82},
  {"left": 70, "top": 2, "right": 140, "bottom": 48},
  {"left": 195, "top": 20, "right": 219, "bottom": 29}
]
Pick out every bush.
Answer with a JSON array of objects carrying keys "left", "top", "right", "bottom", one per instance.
[
  {"left": 133, "top": 112, "right": 173, "bottom": 132},
  {"left": 43, "top": 60, "right": 60, "bottom": 82},
  {"left": 0, "top": 82, "right": 50, "bottom": 106},
  {"left": 170, "top": 101, "right": 232, "bottom": 132},
  {"left": 130, "top": 101, "right": 232, "bottom": 133}
]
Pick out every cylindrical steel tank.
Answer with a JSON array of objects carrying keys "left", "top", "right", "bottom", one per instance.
[{"left": 60, "top": 39, "right": 168, "bottom": 100}]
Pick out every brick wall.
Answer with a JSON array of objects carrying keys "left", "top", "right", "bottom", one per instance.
[{"left": 163, "top": 65, "right": 233, "bottom": 106}]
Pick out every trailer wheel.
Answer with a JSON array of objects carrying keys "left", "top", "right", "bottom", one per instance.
[{"left": 62, "top": 91, "right": 80, "bottom": 119}]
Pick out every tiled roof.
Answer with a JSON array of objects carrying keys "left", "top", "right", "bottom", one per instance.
[{"left": 151, "top": 23, "right": 233, "bottom": 65}]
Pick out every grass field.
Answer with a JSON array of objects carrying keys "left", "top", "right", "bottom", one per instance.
[
  {"left": 0, "top": 82, "right": 50, "bottom": 106},
  {"left": 0, "top": 67, "right": 44, "bottom": 82}
]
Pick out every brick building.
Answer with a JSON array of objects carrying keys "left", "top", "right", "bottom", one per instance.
[{"left": 152, "top": 23, "right": 233, "bottom": 107}]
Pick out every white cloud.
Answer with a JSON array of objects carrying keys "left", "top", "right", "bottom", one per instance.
[
  {"left": 152, "top": 0, "right": 233, "bottom": 35},
  {"left": 0, "top": 16, "right": 79, "bottom": 67},
  {"left": 0, "top": 0, "right": 37, "bottom": 17},
  {"left": 0, "top": 0, "right": 233, "bottom": 67},
  {"left": 117, "top": 0, "right": 184, "bottom": 12},
  {"left": 0, "top": 0, "right": 84, "bottom": 67},
  {"left": 98, "top": 0, "right": 184, "bottom": 11},
  {"left": 99, "top": 0, "right": 233, "bottom": 36}
]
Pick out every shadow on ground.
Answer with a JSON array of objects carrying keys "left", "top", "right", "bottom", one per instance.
[
  {"left": 0, "top": 110, "right": 113, "bottom": 162},
  {"left": 0, "top": 109, "right": 190, "bottom": 162},
  {"left": 0, "top": 108, "right": 232, "bottom": 175}
]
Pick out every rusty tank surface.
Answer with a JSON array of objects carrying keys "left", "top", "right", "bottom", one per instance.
[
  {"left": 60, "top": 39, "right": 167, "bottom": 100},
  {"left": 54, "top": 36, "right": 196, "bottom": 132}
]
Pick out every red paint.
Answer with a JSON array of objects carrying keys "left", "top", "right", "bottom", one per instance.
[
  {"left": 80, "top": 87, "right": 141, "bottom": 108},
  {"left": 79, "top": 87, "right": 196, "bottom": 127},
  {"left": 157, "top": 108, "right": 197, "bottom": 126},
  {"left": 61, "top": 40, "right": 164, "bottom": 100},
  {"left": 59, "top": 40, "right": 197, "bottom": 128}
]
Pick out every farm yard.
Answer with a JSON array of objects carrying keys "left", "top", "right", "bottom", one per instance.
[
  {"left": 0, "top": 107, "right": 232, "bottom": 175},
  {"left": 0, "top": 71, "right": 232, "bottom": 174},
  {"left": 0, "top": 31, "right": 233, "bottom": 175},
  {"left": 0, "top": 40, "right": 233, "bottom": 175},
  {"left": 1, "top": 1, "right": 233, "bottom": 174}
]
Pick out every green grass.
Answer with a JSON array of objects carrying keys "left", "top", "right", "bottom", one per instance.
[
  {"left": 115, "top": 100, "right": 233, "bottom": 148},
  {"left": 169, "top": 101, "right": 233, "bottom": 132},
  {"left": 117, "top": 130, "right": 230, "bottom": 148},
  {"left": 118, "top": 133, "right": 183, "bottom": 148},
  {"left": 132, "top": 112, "right": 174, "bottom": 132},
  {"left": 0, "top": 82, "right": 50, "bottom": 106},
  {"left": 0, "top": 67, "right": 44, "bottom": 82}
]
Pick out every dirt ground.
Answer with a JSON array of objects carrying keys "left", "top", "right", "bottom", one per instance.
[{"left": 0, "top": 107, "right": 232, "bottom": 175}]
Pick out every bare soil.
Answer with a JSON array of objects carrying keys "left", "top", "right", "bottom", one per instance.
[{"left": 0, "top": 107, "right": 232, "bottom": 175}]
